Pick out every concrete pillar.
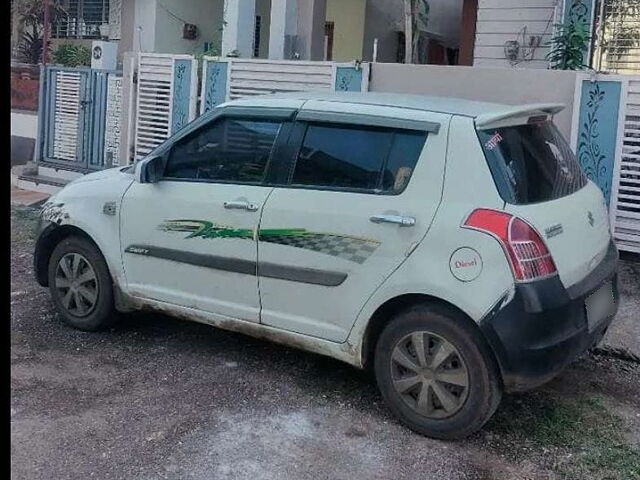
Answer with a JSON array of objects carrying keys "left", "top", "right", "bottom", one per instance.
[
  {"left": 268, "top": 0, "right": 298, "bottom": 59},
  {"left": 296, "top": 0, "right": 327, "bottom": 60},
  {"left": 133, "top": 0, "right": 157, "bottom": 53},
  {"left": 221, "top": 0, "right": 257, "bottom": 58}
]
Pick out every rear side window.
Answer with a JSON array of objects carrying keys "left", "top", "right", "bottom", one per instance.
[
  {"left": 478, "top": 122, "right": 587, "bottom": 204},
  {"left": 290, "top": 123, "right": 427, "bottom": 194}
]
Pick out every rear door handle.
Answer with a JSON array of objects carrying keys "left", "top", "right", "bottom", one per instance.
[
  {"left": 370, "top": 214, "right": 416, "bottom": 227},
  {"left": 224, "top": 200, "right": 259, "bottom": 212}
]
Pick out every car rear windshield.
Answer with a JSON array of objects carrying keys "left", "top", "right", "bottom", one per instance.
[{"left": 477, "top": 121, "right": 587, "bottom": 205}]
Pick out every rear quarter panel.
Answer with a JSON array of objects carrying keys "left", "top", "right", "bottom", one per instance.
[{"left": 347, "top": 115, "right": 514, "bottom": 348}]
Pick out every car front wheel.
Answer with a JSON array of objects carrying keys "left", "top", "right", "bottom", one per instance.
[
  {"left": 47, "top": 236, "right": 116, "bottom": 331},
  {"left": 374, "top": 303, "right": 502, "bottom": 440}
]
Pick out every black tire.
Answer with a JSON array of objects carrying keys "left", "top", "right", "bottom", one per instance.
[
  {"left": 374, "top": 303, "right": 502, "bottom": 440},
  {"left": 47, "top": 235, "right": 116, "bottom": 331}
]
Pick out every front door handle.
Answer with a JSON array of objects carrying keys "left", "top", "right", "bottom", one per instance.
[
  {"left": 370, "top": 214, "right": 416, "bottom": 227},
  {"left": 224, "top": 200, "right": 259, "bottom": 212}
]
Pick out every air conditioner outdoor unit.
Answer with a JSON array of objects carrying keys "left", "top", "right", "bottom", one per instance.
[{"left": 91, "top": 40, "right": 118, "bottom": 70}]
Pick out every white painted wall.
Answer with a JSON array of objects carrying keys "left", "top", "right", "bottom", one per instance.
[
  {"left": 269, "top": 0, "right": 298, "bottom": 59},
  {"left": 222, "top": 0, "right": 256, "bottom": 57},
  {"left": 11, "top": 112, "right": 38, "bottom": 139},
  {"left": 155, "top": 0, "right": 224, "bottom": 55},
  {"left": 474, "top": 0, "right": 560, "bottom": 69},
  {"left": 369, "top": 63, "right": 578, "bottom": 138},
  {"left": 134, "top": 0, "right": 157, "bottom": 53}
]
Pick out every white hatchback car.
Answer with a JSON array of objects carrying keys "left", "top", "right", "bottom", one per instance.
[{"left": 34, "top": 92, "right": 619, "bottom": 439}]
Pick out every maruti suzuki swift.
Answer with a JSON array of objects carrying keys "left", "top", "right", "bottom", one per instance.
[{"left": 34, "top": 92, "right": 619, "bottom": 439}]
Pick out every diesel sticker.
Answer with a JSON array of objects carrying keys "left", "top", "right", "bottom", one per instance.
[{"left": 449, "top": 247, "right": 483, "bottom": 282}]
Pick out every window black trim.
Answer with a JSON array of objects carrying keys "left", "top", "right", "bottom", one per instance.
[
  {"left": 296, "top": 110, "right": 440, "bottom": 133},
  {"left": 279, "top": 120, "right": 427, "bottom": 196}
]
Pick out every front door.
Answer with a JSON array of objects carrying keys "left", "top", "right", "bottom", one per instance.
[
  {"left": 120, "top": 114, "right": 285, "bottom": 322},
  {"left": 257, "top": 105, "right": 450, "bottom": 342}
]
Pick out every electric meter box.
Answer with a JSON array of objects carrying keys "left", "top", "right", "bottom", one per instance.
[{"left": 91, "top": 41, "right": 118, "bottom": 70}]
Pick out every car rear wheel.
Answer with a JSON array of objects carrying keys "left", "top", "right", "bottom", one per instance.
[
  {"left": 48, "top": 236, "right": 116, "bottom": 331},
  {"left": 374, "top": 303, "right": 502, "bottom": 439}
]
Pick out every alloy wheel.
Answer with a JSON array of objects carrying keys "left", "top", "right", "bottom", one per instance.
[
  {"left": 390, "top": 331, "right": 469, "bottom": 419},
  {"left": 54, "top": 253, "right": 99, "bottom": 317}
]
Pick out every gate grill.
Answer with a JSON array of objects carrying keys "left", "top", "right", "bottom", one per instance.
[
  {"left": 134, "top": 55, "right": 173, "bottom": 161},
  {"left": 227, "top": 59, "right": 334, "bottom": 99},
  {"left": 612, "top": 78, "right": 640, "bottom": 252},
  {"left": 52, "top": 71, "right": 82, "bottom": 161},
  {"left": 133, "top": 54, "right": 197, "bottom": 161}
]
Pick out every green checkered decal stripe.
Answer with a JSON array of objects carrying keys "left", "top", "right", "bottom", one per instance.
[
  {"left": 158, "top": 220, "right": 380, "bottom": 263},
  {"left": 259, "top": 232, "right": 379, "bottom": 264},
  {"left": 159, "top": 220, "right": 253, "bottom": 240}
]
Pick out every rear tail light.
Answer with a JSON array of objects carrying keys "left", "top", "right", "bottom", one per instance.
[{"left": 463, "top": 208, "right": 557, "bottom": 282}]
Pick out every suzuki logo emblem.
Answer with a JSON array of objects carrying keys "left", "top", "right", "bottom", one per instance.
[{"left": 587, "top": 211, "right": 595, "bottom": 227}]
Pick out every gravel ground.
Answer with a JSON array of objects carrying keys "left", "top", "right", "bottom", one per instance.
[
  {"left": 603, "top": 255, "right": 640, "bottom": 357},
  {"left": 10, "top": 205, "right": 640, "bottom": 480}
]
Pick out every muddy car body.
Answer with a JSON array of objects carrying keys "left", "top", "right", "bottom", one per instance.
[{"left": 35, "top": 92, "right": 619, "bottom": 439}]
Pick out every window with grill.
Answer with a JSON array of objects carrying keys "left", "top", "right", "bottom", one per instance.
[
  {"left": 591, "top": 0, "right": 640, "bottom": 73},
  {"left": 52, "top": 0, "right": 110, "bottom": 39}
]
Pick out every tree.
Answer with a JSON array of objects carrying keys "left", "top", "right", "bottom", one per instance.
[
  {"left": 13, "top": 0, "right": 65, "bottom": 64},
  {"left": 403, "top": 0, "right": 430, "bottom": 64}
]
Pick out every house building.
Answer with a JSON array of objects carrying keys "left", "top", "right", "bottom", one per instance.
[
  {"left": 459, "top": 0, "right": 640, "bottom": 73},
  {"left": 362, "top": 0, "right": 463, "bottom": 63},
  {"left": 14, "top": 0, "right": 463, "bottom": 66},
  {"left": 41, "top": 0, "right": 373, "bottom": 62}
]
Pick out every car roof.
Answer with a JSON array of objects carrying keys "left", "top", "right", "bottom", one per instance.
[{"left": 226, "top": 91, "right": 565, "bottom": 124}]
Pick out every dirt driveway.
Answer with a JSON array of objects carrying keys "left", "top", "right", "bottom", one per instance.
[{"left": 10, "top": 205, "right": 640, "bottom": 480}]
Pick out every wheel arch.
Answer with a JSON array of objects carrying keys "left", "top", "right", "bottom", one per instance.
[
  {"left": 35, "top": 224, "right": 105, "bottom": 287},
  {"left": 360, "top": 293, "right": 503, "bottom": 386}
]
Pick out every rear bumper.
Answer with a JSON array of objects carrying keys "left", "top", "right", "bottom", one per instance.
[{"left": 480, "top": 241, "right": 619, "bottom": 392}]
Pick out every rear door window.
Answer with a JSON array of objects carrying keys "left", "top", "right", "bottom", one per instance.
[
  {"left": 290, "top": 123, "right": 427, "bottom": 194},
  {"left": 478, "top": 121, "right": 587, "bottom": 204}
]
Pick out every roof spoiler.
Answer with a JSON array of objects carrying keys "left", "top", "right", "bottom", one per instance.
[{"left": 475, "top": 103, "right": 565, "bottom": 129}]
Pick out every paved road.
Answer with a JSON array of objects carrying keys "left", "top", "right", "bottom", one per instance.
[{"left": 10, "top": 207, "right": 640, "bottom": 480}]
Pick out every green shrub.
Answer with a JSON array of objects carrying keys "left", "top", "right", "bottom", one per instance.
[
  {"left": 52, "top": 44, "right": 91, "bottom": 68},
  {"left": 546, "top": 21, "right": 591, "bottom": 70}
]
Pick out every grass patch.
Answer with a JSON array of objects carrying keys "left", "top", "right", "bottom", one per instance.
[{"left": 486, "top": 392, "right": 640, "bottom": 480}]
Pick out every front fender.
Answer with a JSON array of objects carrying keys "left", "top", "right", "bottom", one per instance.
[{"left": 33, "top": 167, "right": 135, "bottom": 290}]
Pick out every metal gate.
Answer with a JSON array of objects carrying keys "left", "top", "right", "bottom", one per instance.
[
  {"left": 39, "top": 66, "right": 123, "bottom": 170},
  {"left": 611, "top": 76, "right": 640, "bottom": 252},
  {"left": 133, "top": 53, "right": 198, "bottom": 161},
  {"left": 200, "top": 57, "right": 370, "bottom": 114},
  {"left": 570, "top": 72, "right": 640, "bottom": 253}
]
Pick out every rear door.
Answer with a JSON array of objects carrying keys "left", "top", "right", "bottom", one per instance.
[
  {"left": 477, "top": 119, "right": 611, "bottom": 288},
  {"left": 257, "top": 101, "right": 450, "bottom": 342}
]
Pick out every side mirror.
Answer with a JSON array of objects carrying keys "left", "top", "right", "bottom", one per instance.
[{"left": 137, "top": 155, "right": 164, "bottom": 184}]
